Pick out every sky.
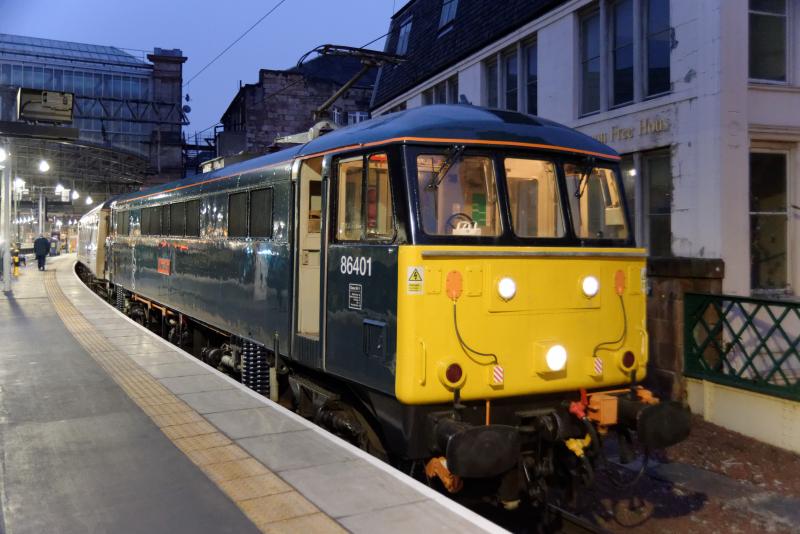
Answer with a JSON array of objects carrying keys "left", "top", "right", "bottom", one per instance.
[{"left": 0, "top": 0, "right": 396, "bottom": 140}]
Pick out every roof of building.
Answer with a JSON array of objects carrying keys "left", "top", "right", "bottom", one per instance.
[
  {"left": 117, "top": 104, "right": 618, "bottom": 205},
  {"left": 0, "top": 33, "right": 151, "bottom": 73},
  {"left": 372, "top": 0, "right": 567, "bottom": 109}
]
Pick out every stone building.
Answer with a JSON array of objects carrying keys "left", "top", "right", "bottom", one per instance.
[
  {"left": 371, "top": 0, "right": 800, "bottom": 397},
  {"left": 218, "top": 55, "right": 376, "bottom": 156}
]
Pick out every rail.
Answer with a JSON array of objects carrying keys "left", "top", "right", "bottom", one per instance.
[{"left": 684, "top": 292, "right": 800, "bottom": 401}]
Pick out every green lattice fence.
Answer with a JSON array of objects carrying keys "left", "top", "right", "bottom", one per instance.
[{"left": 684, "top": 293, "right": 800, "bottom": 401}]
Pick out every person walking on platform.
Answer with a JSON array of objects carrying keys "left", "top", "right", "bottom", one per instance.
[{"left": 34, "top": 235, "right": 50, "bottom": 271}]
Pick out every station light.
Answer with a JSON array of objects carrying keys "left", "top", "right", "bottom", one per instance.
[
  {"left": 13, "top": 177, "right": 25, "bottom": 190},
  {"left": 0, "top": 147, "right": 6, "bottom": 162},
  {"left": 545, "top": 345, "right": 568, "bottom": 372},
  {"left": 38, "top": 160, "right": 50, "bottom": 173},
  {"left": 55, "top": 183, "right": 64, "bottom": 194},
  {"left": 86, "top": 196, "right": 93, "bottom": 205},
  {"left": 72, "top": 190, "right": 80, "bottom": 200}
]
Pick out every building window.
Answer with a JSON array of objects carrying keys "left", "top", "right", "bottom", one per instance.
[
  {"left": 525, "top": 41, "right": 538, "bottom": 115},
  {"left": 611, "top": 0, "right": 634, "bottom": 106},
  {"left": 422, "top": 75, "right": 458, "bottom": 105},
  {"left": 646, "top": 0, "right": 671, "bottom": 95},
  {"left": 504, "top": 52, "right": 518, "bottom": 112},
  {"left": 396, "top": 19, "right": 412, "bottom": 56},
  {"left": 580, "top": 10, "right": 601, "bottom": 115},
  {"left": 749, "top": 0, "right": 787, "bottom": 82},
  {"left": 484, "top": 41, "right": 538, "bottom": 113},
  {"left": 348, "top": 111, "right": 370, "bottom": 124},
  {"left": 579, "top": 1, "right": 671, "bottom": 115},
  {"left": 487, "top": 61, "right": 498, "bottom": 108},
  {"left": 750, "top": 152, "right": 788, "bottom": 291},
  {"left": 643, "top": 151, "right": 672, "bottom": 256},
  {"left": 439, "top": 0, "right": 459, "bottom": 29}
]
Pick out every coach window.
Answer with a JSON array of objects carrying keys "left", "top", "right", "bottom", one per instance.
[
  {"left": 186, "top": 199, "right": 201, "bottom": 237},
  {"left": 504, "top": 158, "right": 565, "bottom": 238},
  {"left": 249, "top": 188, "right": 273, "bottom": 237},
  {"left": 416, "top": 153, "right": 501, "bottom": 236},
  {"left": 228, "top": 191, "right": 248, "bottom": 238},
  {"left": 336, "top": 153, "right": 395, "bottom": 241},
  {"left": 170, "top": 202, "right": 185, "bottom": 236}
]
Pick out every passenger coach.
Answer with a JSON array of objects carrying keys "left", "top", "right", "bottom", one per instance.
[{"left": 79, "top": 105, "right": 689, "bottom": 507}]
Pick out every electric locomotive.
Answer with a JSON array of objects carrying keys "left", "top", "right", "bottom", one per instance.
[{"left": 78, "top": 105, "right": 689, "bottom": 508}]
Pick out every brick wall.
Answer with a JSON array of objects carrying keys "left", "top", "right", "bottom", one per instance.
[{"left": 646, "top": 257, "right": 725, "bottom": 400}]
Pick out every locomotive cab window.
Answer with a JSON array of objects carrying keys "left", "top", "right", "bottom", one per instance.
[
  {"left": 336, "top": 153, "right": 395, "bottom": 241},
  {"left": 564, "top": 164, "right": 629, "bottom": 240},
  {"left": 504, "top": 158, "right": 565, "bottom": 238},
  {"left": 416, "top": 152, "right": 501, "bottom": 236}
]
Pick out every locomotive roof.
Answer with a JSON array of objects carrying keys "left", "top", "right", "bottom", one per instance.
[{"left": 114, "top": 105, "right": 618, "bottom": 206}]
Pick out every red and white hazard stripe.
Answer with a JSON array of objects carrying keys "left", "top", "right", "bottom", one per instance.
[{"left": 492, "top": 365, "right": 504, "bottom": 384}]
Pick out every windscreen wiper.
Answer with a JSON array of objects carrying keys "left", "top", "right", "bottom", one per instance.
[
  {"left": 427, "top": 145, "right": 465, "bottom": 190},
  {"left": 574, "top": 156, "right": 596, "bottom": 199}
]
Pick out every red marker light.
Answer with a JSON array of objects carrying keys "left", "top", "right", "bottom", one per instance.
[
  {"left": 445, "top": 363, "right": 463, "bottom": 384},
  {"left": 622, "top": 351, "right": 636, "bottom": 369}
]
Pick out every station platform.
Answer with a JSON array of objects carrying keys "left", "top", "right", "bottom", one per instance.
[{"left": 0, "top": 255, "right": 505, "bottom": 534}]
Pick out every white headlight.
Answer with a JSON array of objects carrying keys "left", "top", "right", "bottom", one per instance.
[
  {"left": 545, "top": 345, "right": 567, "bottom": 371},
  {"left": 497, "top": 277, "right": 516, "bottom": 300},
  {"left": 582, "top": 276, "right": 600, "bottom": 298}
]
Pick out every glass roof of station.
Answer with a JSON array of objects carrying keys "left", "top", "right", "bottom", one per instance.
[{"left": 0, "top": 33, "right": 149, "bottom": 74}]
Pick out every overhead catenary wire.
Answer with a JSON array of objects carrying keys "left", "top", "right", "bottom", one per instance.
[{"left": 183, "top": 0, "right": 289, "bottom": 87}]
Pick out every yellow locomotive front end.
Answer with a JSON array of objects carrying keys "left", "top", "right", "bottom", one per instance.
[
  {"left": 395, "top": 246, "right": 647, "bottom": 404},
  {"left": 392, "top": 143, "right": 689, "bottom": 504}
]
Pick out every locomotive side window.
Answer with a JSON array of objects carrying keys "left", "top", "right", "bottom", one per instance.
[
  {"left": 564, "top": 164, "right": 629, "bottom": 240},
  {"left": 504, "top": 158, "right": 565, "bottom": 238},
  {"left": 249, "top": 188, "right": 273, "bottom": 238},
  {"left": 141, "top": 207, "right": 153, "bottom": 235},
  {"left": 160, "top": 205, "right": 170, "bottom": 236},
  {"left": 116, "top": 210, "right": 130, "bottom": 236},
  {"left": 366, "top": 153, "right": 393, "bottom": 239},
  {"left": 186, "top": 199, "right": 201, "bottom": 237},
  {"left": 335, "top": 153, "right": 394, "bottom": 241},
  {"left": 228, "top": 192, "right": 248, "bottom": 238},
  {"left": 170, "top": 202, "right": 185, "bottom": 236},
  {"left": 416, "top": 153, "right": 501, "bottom": 236},
  {"left": 337, "top": 156, "right": 364, "bottom": 240}
]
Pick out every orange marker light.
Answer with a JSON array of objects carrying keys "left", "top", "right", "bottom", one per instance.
[
  {"left": 446, "top": 270, "right": 463, "bottom": 301},
  {"left": 614, "top": 270, "right": 626, "bottom": 295}
]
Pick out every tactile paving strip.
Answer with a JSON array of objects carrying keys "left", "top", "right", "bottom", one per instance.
[{"left": 43, "top": 272, "right": 345, "bottom": 534}]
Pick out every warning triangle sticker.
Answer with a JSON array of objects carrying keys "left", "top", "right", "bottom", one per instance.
[{"left": 408, "top": 268, "right": 423, "bottom": 282}]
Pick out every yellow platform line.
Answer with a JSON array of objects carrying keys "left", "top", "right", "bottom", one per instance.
[{"left": 43, "top": 272, "right": 345, "bottom": 534}]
